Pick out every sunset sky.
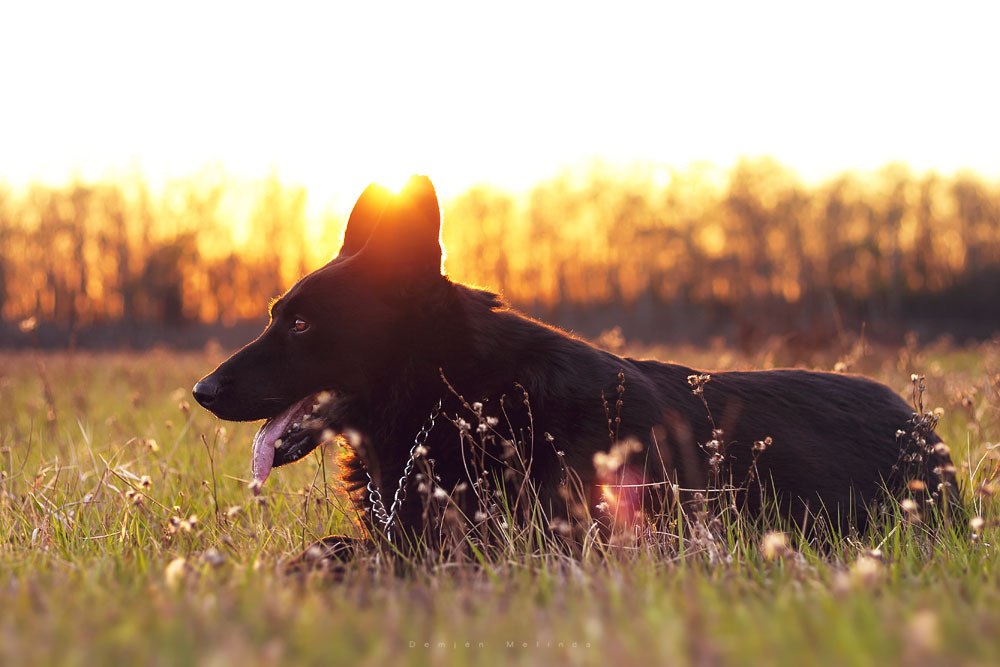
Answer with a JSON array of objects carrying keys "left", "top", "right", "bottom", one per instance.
[{"left": 2, "top": 0, "right": 998, "bottom": 211}]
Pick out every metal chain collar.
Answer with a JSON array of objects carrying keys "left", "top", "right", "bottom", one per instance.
[{"left": 367, "top": 398, "right": 443, "bottom": 544}]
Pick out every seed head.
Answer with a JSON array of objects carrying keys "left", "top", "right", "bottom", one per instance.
[
  {"left": 849, "top": 555, "right": 884, "bottom": 589},
  {"left": 761, "top": 531, "right": 789, "bottom": 560},
  {"left": 202, "top": 548, "right": 225, "bottom": 567},
  {"left": 686, "top": 373, "right": 711, "bottom": 393},
  {"left": 164, "top": 557, "right": 188, "bottom": 589},
  {"left": 548, "top": 518, "right": 571, "bottom": 536},
  {"left": 900, "top": 498, "right": 921, "bottom": 522}
]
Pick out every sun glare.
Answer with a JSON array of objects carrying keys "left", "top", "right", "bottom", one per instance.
[{"left": 372, "top": 169, "right": 419, "bottom": 196}]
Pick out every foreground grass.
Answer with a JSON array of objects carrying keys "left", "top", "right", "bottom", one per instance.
[{"left": 0, "top": 340, "right": 998, "bottom": 666}]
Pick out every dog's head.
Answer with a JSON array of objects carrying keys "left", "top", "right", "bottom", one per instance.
[{"left": 192, "top": 175, "right": 445, "bottom": 484}]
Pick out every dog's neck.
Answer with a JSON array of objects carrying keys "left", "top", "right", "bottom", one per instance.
[{"left": 339, "top": 281, "right": 613, "bottom": 486}]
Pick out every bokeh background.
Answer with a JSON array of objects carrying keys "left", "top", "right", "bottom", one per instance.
[{"left": 2, "top": 1, "right": 999, "bottom": 353}]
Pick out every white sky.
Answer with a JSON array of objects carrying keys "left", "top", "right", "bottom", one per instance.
[{"left": 2, "top": 0, "right": 998, "bottom": 211}]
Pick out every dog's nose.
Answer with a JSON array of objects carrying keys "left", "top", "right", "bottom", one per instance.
[{"left": 192, "top": 378, "right": 221, "bottom": 408}]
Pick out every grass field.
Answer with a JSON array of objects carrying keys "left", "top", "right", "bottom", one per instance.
[{"left": 1, "top": 339, "right": 998, "bottom": 666}]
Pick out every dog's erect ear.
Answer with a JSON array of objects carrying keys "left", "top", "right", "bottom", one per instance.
[
  {"left": 359, "top": 175, "right": 442, "bottom": 280},
  {"left": 337, "top": 183, "right": 393, "bottom": 258}
]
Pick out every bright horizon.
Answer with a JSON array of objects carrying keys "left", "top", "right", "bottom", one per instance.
[{"left": 2, "top": 0, "right": 999, "bottom": 213}]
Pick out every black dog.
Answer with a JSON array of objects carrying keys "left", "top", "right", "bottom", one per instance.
[{"left": 193, "top": 176, "right": 957, "bottom": 554}]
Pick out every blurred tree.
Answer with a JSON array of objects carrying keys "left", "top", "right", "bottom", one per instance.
[{"left": 1, "top": 161, "right": 999, "bottom": 344}]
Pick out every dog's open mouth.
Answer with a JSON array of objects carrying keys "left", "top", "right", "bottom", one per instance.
[{"left": 251, "top": 391, "right": 335, "bottom": 487}]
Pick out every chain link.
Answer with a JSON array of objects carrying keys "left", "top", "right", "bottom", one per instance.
[{"left": 367, "top": 398, "right": 442, "bottom": 544}]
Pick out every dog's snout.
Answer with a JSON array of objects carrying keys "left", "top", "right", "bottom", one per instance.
[{"left": 192, "top": 377, "right": 222, "bottom": 408}]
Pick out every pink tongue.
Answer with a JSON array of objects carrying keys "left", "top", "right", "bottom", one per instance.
[{"left": 251, "top": 395, "right": 316, "bottom": 486}]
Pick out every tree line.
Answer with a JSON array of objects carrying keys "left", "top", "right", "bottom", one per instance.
[{"left": 1, "top": 159, "right": 998, "bottom": 345}]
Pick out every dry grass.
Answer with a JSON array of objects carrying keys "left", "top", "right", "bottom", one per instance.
[{"left": 1, "top": 338, "right": 998, "bottom": 666}]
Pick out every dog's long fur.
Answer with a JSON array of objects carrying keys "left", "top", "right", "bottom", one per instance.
[{"left": 193, "top": 176, "right": 957, "bottom": 549}]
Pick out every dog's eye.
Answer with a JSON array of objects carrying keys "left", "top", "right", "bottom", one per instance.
[{"left": 291, "top": 318, "right": 310, "bottom": 333}]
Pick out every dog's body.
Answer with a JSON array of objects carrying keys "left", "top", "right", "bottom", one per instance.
[{"left": 193, "top": 176, "right": 956, "bottom": 550}]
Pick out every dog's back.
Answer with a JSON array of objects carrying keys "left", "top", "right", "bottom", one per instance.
[{"left": 633, "top": 362, "right": 955, "bottom": 528}]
